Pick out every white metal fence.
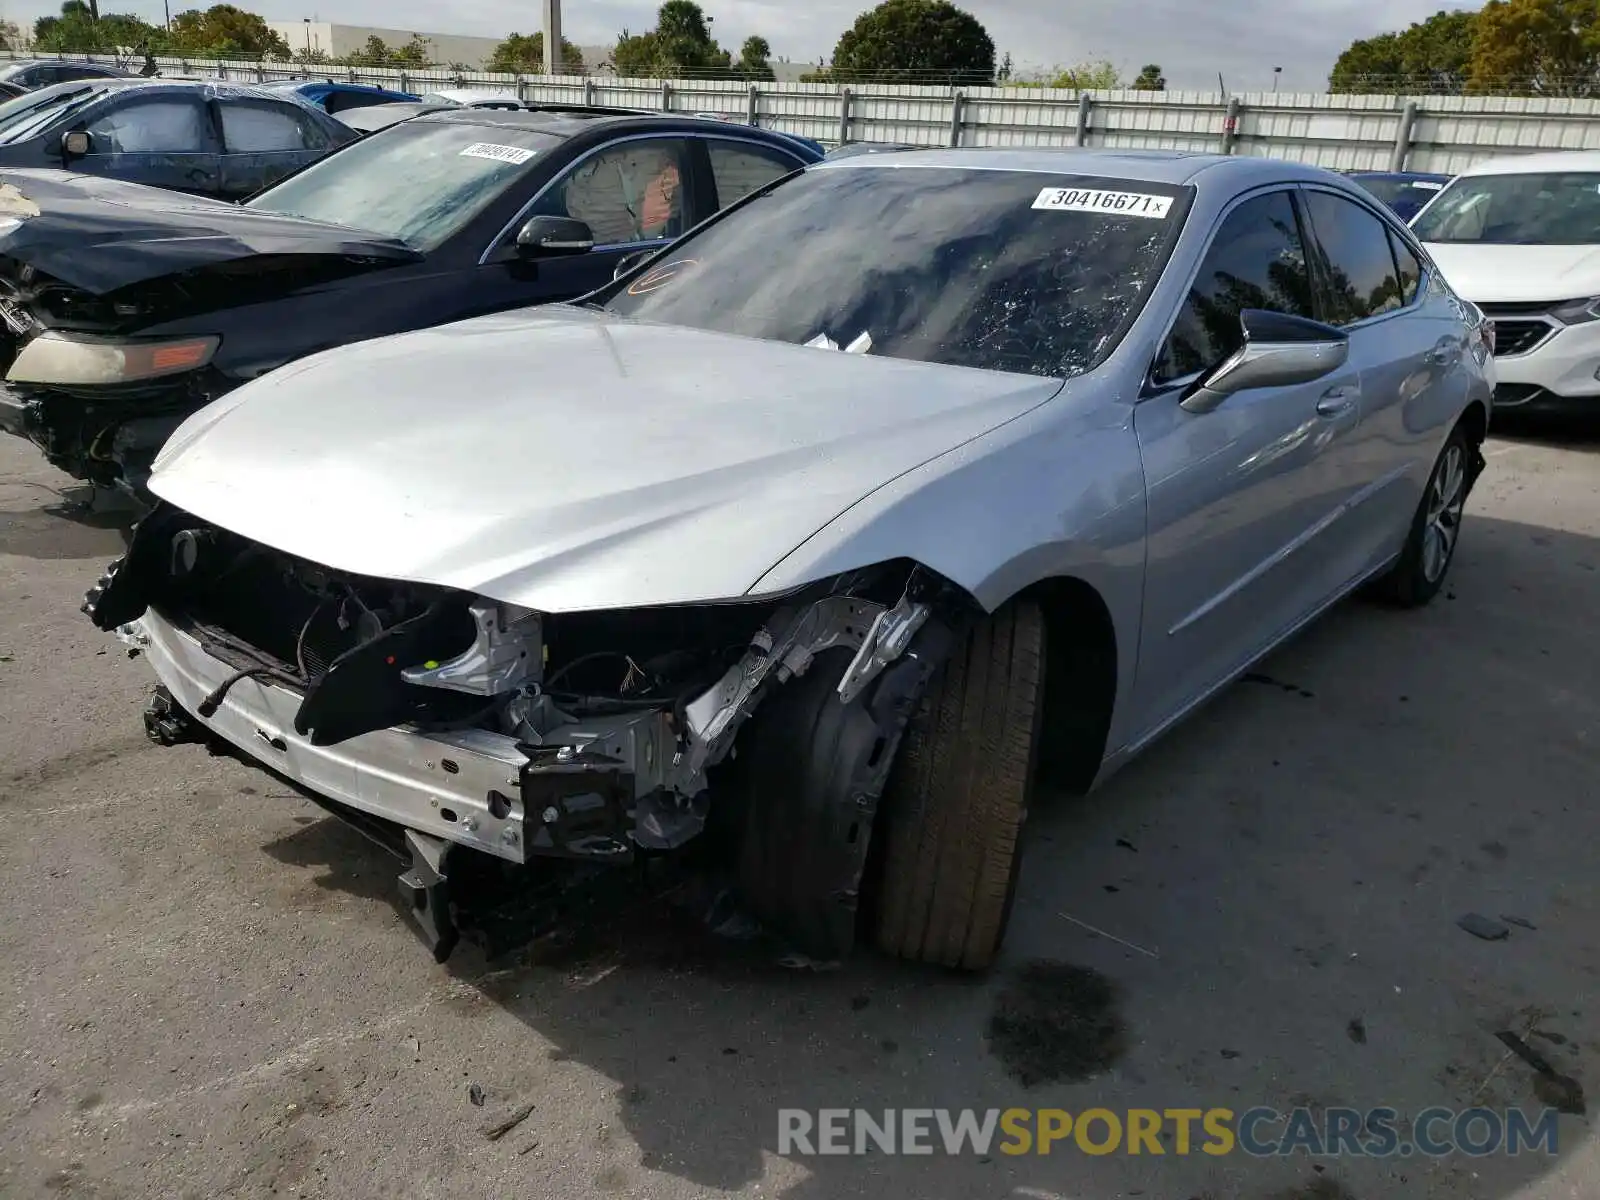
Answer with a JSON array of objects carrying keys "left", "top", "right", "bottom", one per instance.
[{"left": 13, "top": 50, "right": 1600, "bottom": 173}]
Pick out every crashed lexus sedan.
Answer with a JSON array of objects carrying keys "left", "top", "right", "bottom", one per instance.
[{"left": 85, "top": 149, "right": 1494, "bottom": 969}]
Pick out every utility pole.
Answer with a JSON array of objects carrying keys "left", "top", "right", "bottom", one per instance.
[{"left": 542, "top": 0, "right": 561, "bottom": 75}]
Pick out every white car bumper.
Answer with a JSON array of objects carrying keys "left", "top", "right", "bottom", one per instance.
[
  {"left": 1491, "top": 315, "right": 1600, "bottom": 407},
  {"left": 123, "top": 609, "right": 533, "bottom": 862}
]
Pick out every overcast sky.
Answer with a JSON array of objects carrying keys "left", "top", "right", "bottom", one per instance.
[{"left": 5, "top": 0, "right": 1474, "bottom": 91}]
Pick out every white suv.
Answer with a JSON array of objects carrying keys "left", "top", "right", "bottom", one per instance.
[{"left": 1413, "top": 150, "right": 1600, "bottom": 416}]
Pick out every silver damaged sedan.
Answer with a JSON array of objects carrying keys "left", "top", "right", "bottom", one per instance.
[{"left": 85, "top": 149, "right": 1495, "bottom": 969}]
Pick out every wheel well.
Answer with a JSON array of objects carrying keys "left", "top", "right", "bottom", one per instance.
[
  {"left": 1014, "top": 576, "right": 1118, "bottom": 794},
  {"left": 1460, "top": 400, "right": 1489, "bottom": 448}
]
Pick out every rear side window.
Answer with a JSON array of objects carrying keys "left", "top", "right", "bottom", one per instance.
[
  {"left": 1389, "top": 230, "right": 1422, "bottom": 305},
  {"left": 220, "top": 100, "right": 330, "bottom": 152},
  {"left": 1304, "top": 191, "right": 1403, "bottom": 324},
  {"left": 86, "top": 98, "right": 207, "bottom": 153},
  {"left": 1156, "top": 190, "right": 1314, "bottom": 382},
  {"left": 707, "top": 140, "right": 799, "bottom": 207}
]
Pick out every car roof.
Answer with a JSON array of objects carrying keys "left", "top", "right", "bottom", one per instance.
[
  {"left": 267, "top": 79, "right": 399, "bottom": 92},
  {"left": 2, "top": 58, "right": 126, "bottom": 72},
  {"left": 421, "top": 88, "right": 520, "bottom": 104},
  {"left": 22, "top": 77, "right": 323, "bottom": 106},
  {"left": 1458, "top": 150, "right": 1600, "bottom": 177},
  {"left": 411, "top": 105, "right": 826, "bottom": 147},
  {"left": 810, "top": 147, "right": 1350, "bottom": 189},
  {"left": 1348, "top": 170, "right": 1452, "bottom": 182}
]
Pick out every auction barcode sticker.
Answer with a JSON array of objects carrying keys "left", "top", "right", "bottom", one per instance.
[
  {"left": 460, "top": 142, "right": 538, "bottom": 165},
  {"left": 1032, "top": 187, "right": 1173, "bottom": 218}
]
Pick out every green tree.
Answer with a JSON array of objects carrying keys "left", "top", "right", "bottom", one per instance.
[
  {"left": 488, "top": 31, "right": 585, "bottom": 73},
  {"left": 336, "top": 34, "right": 432, "bottom": 66},
  {"left": 610, "top": 2, "right": 746, "bottom": 77},
  {"left": 1467, "top": 0, "right": 1600, "bottom": 94},
  {"left": 34, "top": 2, "right": 158, "bottom": 52},
  {"left": 736, "top": 35, "right": 774, "bottom": 80},
  {"left": 1329, "top": 8, "right": 1478, "bottom": 93},
  {"left": 167, "top": 5, "right": 292, "bottom": 60},
  {"left": 1132, "top": 62, "right": 1166, "bottom": 89},
  {"left": 390, "top": 34, "right": 434, "bottom": 66},
  {"left": 1007, "top": 60, "right": 1120, "bottom": 89},
  {"left": 828, "top": 0, "right": 995, "bottom": 84}
]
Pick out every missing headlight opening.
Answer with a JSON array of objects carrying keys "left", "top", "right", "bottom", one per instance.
[{"left": 85, "top": 505, "right": 967, "bottom": 965}]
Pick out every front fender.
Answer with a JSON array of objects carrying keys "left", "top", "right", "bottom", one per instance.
[{"left": 749, "top": 392, "right": 1148, "bottom": 749}]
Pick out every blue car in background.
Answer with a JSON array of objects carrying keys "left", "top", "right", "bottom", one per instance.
[
  {"left": 0, "top": 78, "right": 356, "bottom": 198},
  {"left": 265, "top": 78, "right": 421, "bottom": 116},
  {"left": 1347, "top": 170, "right": 1453, "bottom": 221}
]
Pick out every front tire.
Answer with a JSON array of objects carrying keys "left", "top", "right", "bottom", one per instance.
[
  {"left": 1374, "top": 425, "right": 1472, "bottom": 607},
  {"left": 873, "top": 599, "right": 1045, "bottom": 971}
]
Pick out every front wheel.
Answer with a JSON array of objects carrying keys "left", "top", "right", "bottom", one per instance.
[
  {"left": 1374, "top": 425, "right": 1472, "bottom": 608},
  {"left": 873, "top": 599, "right": 1045, "bottom": 971}
]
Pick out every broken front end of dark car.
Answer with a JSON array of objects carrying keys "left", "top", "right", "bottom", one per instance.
[
  {"left": 0, "top": 172, "right": 419, "bottom": 497},
  {"left": 86, "top": 505, "right": 973, "bottom": 965}
]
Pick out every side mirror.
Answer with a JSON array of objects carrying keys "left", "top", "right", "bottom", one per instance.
[
  {"left": 1181, "top": 308, "right": 1348, "bottom": 414},
  {"left": 60, "top": 129, "right": 91, "bottom": 158},
  {"left": 515, "top": 215, "right": 595, "bottom": 258},
  {"left": 612, "top": 247, "right": 656, "bottom": 281}
]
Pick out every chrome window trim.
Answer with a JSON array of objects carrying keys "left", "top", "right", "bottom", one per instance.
[{"left": 477, "top": 129, "right": 806, "bottom": 266}]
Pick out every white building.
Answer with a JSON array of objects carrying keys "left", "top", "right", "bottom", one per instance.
[{"left": 265, "top": 22, "right": 504, "bottom": 69}]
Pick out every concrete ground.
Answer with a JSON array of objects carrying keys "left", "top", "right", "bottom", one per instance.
[{"left": 0, "top": 424, "right": 1597, "bottom": 1200}]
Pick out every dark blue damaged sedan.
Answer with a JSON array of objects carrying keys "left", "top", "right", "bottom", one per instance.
[{"left": 0, "top": 78, "right": 355, "bottom": 199}]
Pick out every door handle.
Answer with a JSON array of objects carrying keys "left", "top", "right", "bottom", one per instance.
[{"left": 1315, "top": 386, "right": 1358, "bottom": 418}]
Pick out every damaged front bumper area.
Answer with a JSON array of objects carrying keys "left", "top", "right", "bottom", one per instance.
[
  {"left": 0, "top": 377, "right": 210, "bottom": 497},
  {"left": 86, "top": 505, "right": 963, "bottom": 962}
]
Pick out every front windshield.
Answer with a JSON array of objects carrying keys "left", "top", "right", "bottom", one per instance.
[
  {"left": 1412, "top": 171, "right": 1600, "bottom": 244},
  {"left": 246, "top": 120, "right": 562, "bottom": 250},
  {"left": 0, "top": 82, "right": 108, "bottom": 146},
  {"left": 602, "top": 165, "right": 1190, "bottom": 379}
]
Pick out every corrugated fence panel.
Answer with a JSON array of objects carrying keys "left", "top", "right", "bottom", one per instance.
[
  {"left": 1095, "top": 95, "right": 1219, "bottom": 153},
  {"left": 964, "top": 93, "right": 1081, "bottom": 148},
  {"left": 20, "top": 52, "right": 1600, "bottom": 171}
]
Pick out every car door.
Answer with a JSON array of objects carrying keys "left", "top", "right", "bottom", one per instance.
[
  {"left": 1298, "top": 185, "right": 1457, "bottom": 582},
  {"left": 1130, "top": 187, "right": 1368, "bottom": 737},
  {"left": 702, "top": 136, "right": 806, "bottom": 208},
  {"left": 215, "top": 97, "right": 337, "bottom": 198},
  {"left": 480, "top": 135, "right": 702, "bottom": 301},
  {"left": 78, "top": 92, "right": 219, "bottom": 193}
]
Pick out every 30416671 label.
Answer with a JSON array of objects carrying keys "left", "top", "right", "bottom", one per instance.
[{"left": 1031, "top": 187, "right": 1173, "bottom": 218}]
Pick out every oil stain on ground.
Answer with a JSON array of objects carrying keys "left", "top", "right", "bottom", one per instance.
[{"left": 985, "top": 959, "right": 1126, "bottom": 1087}]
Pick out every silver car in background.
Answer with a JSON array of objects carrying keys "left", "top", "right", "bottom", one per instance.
[{"left": 85, "top": 150, "right": 1495, "bottom": 970}]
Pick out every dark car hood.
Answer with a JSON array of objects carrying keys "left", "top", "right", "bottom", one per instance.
[{"left": 0, "top": 168, "right": 421, "bottom": 293}]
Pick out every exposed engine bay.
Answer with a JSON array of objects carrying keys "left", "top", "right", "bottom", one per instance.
[{"left": 85, "top": 503, "right": 965, "bottom": 962}]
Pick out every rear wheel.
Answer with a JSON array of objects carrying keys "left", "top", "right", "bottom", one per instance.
[
  {"left": 1374, "top": 425, "right": 1471, "bottom": 608},
  {"left": 873, "top": 599, "right": 1045, "bottom": 971}
]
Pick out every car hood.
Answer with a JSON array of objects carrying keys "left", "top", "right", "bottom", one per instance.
[
  {"left": 1422, "top": 241, "right": 1600, "bottom": 304},
  {"left": 0, "top": 168, "right": 420, "bottom": 293},
  {"left": 149, "top": 305, "right": 1062, "bottom": 613}
]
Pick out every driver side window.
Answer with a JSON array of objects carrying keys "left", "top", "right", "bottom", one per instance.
[
  {"left": 531, "top": 137, "right": 691, "bottom": 246},
  {"left": 1155, "top": 190, "right": 1315, "bottom": 383},
  {"left": 85, "top": 98, "right": 207, "bottom": 154}
]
